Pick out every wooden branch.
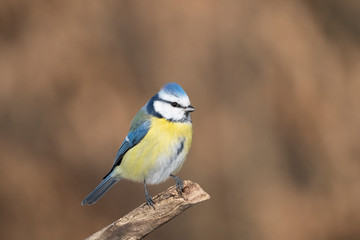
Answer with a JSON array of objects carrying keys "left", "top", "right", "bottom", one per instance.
[{"left": 84, "top": 180, "right": 210, "bottom": 240}]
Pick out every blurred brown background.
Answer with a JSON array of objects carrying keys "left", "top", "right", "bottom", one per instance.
[{"left": 1, "top": 0, "right": 360, "bottom": 239}]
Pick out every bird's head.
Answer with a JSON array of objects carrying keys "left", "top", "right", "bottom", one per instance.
[{"left": 147, "top": 83, "right": 195, "bottom": 122}]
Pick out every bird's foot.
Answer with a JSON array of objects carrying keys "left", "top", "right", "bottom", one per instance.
[
  {"left": 145, "top": 193, "right": 155, "bottom": 209},
  {"left": 144, "top": 180, "right": 155, "bottom": 209},
  {"left": 170, "top": 174, "right": 183, "bottom": 196}
]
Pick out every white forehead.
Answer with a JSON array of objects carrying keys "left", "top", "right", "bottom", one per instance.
[{"left": 158, "top": 91, "right": 191, "bottom": 106}]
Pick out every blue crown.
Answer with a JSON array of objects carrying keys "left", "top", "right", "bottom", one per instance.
[{"left": 160, "top": 83, "right": 187, "bottom": 97}]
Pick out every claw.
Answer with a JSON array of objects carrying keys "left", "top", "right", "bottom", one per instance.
[
  {"left": 144, "top": 180, "right": 155, "bottom": 209},
  {"left": 145, "top": 193, "right": 155, "bottom": 209},
  {"left": 170, "top": 174, "right": 183, "bottom": 196}
]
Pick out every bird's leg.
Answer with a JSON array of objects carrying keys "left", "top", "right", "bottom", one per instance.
[
  {"left": 170, "top": 174, "right": 183, "bottom": 196},
  {"left": 143, "top": 180, "right": 155, "bottom": 209}
]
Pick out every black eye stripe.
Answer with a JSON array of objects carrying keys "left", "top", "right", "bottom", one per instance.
[{"left": 159, "top": 99, "right": 184, "bottom": 108}]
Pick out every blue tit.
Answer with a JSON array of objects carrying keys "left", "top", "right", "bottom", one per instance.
[{"left": 82, "top": 83, "right": 195, "bottom": 208}]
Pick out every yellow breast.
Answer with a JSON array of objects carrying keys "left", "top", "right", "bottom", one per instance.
[{"left": 115, "top": 117, "right": 193, "bottom": 183}]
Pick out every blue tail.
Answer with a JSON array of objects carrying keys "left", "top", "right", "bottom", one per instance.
[{"left": 81, "top": 174, "right": 121, "bottom": 205}]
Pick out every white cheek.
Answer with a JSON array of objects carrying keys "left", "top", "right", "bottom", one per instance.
[
  {"left": 169, "top": 108, "right": 185, "bottom": 120},
  {"left": 154, "top": 101, "right": 184, "bottom": 121}
]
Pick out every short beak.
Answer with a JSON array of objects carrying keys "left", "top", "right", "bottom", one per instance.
[{"left": 185, "top": 105, "right": 195, "bottom": 112}]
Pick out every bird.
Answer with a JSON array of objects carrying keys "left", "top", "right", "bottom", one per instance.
[{"left": 81, "top": 83, "right": 195, "bottom": 208}]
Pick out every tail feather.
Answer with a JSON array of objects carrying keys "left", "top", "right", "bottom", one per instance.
[{"left": 81, "top": 174, "right": 121, "bottom": 205}]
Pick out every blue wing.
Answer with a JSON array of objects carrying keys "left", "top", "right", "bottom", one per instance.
[
  {"left": 112, "top": 120, "right": 150, "bottom": 166},
  {"left": 103, "top": 107, "right": 151, "bottom": 179}
]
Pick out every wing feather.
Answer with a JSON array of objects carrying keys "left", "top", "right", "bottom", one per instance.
[{"left": 103, "top": 107, "right": 151, "bottom": 179}]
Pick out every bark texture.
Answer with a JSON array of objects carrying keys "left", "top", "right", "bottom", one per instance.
[{"left": 85, "top": 180, "right": 210, "bottom": 240}]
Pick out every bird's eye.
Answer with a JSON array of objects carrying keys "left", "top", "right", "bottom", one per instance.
[{"left": 171, "top": 102, "right": 179, "bottom": 107}]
